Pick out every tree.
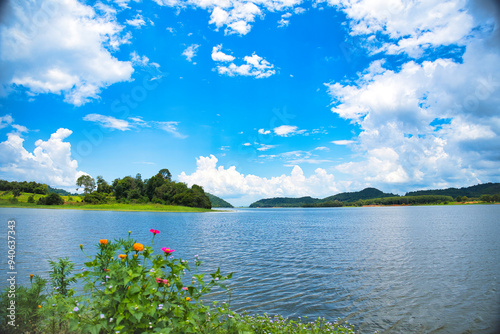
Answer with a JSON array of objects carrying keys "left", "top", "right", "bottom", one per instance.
[
  {"left": 37, "top": 193, "right": 64, "bottom": 205},
  {"left": 158, "top": 169, "right": 172, "bottom": 181},
  {"left": 12, "top": 186, "right": 21, "bottom": 197},
  {"left": 96, "top": 176, "right": 112, "bottom": 194},
  {"left": 76, "top": 175, "right": 96, "bottom": 194}
]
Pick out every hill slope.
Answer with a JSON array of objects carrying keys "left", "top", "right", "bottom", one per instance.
[
  {"left": 249, "top": 188, "right": 396, "bottom": 207},
  {"left": 322, "top": 188, "right": 397, "bottom": 203},
  {"left": 207, "top": 193, "right": 234, "bottom": 208},
  {"left": 405, "top": 183, "right": 500, "bottom": 198}
]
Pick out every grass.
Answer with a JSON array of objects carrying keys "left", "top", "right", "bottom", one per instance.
[{"left": 0, "top": 191, "right": 214, "bottom": 212}]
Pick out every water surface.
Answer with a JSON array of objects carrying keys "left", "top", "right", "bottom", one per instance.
[{"left": 1, "top": 205, "right": 499, "bottom": 333}]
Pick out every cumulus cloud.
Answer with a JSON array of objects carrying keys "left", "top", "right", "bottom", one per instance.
[
  {"left": 258, "top": 128, "right": 271, "bottom": 135},
  {"left": 182, "top": 44, "right": 200, "bottom": 62},
  {"left": 178, "top": 155, "right": 341, "bottom": 205},
  {"left": 126, "top": 14, "right": 146, "bottom": 28},
  {"left": 211, "top": 45, "right": 235, "bottom": 62},
  {"left": 0, "top": 0, "right": 134, "bottom": 105},
  {"left": 324, "top": 3, "right": 500, "bottom": 190},
  {"left": 213, "top": 45, "right": 275, "bottom": 78},
  {"left": 273, "top": 125, "right": 306, "bottom": 136},
  {"left": 153, "top": 0, "right": 301, "bottom": 35},
  {"left": 323, "top": 0, "right": 474, "bottom": 58},
  {"left": 0, "top": 127, "right": 86, "bottom": 188}
]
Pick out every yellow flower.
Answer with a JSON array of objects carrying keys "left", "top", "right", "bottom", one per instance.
[
  {"left": 99, "top": 239, "right": 108, "bottom": 245},
  {"left": 30, "top": 274, "right": 34, "bottom": 278},
  {"left": 118, "top": 254, "right": 127, "bottom": 260},
  {"left": 133, "top": 254, "right": 138, "bottom": 258},
  {"left": 38, "top": 305, "right": 41, "bottom": 308},
  {"left": 133, "top": 243, "right": 144, "bottom": 252},
  {"left": 186, "top": 297, "right": 191, "bottom": 301}
]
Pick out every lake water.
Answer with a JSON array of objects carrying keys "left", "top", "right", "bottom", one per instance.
[{"left": 1, "top": 205, "right": 499, "bottom": 333}]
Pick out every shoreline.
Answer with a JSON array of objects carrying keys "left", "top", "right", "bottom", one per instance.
[{"left": 0, "top": 202, "right": 219, "bottom": 213}]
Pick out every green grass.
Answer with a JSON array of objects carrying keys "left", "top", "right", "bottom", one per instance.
[{"left": 0, "top": 191, "right": 214, "bottom": 212}]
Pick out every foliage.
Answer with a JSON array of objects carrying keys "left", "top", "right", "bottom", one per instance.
[
  {"left": 0, "top": 179, "right": 48, "bottom": 194},
  {"left": 83, "top": 192, "right": 108, "bottom": 204},
  {"left": 323, "top": 188, "right": 397, "bottom": 203},
  {"left": 239, "top": 314, "right": 355, "bottom": 333},
  {"left": 38, "top": 193, "right": 65, "bottom": 205},
  {"left": 207, "top": 193, "right": 234, "bottom": 208},
  {"left": 96, "top": 176, "right": 113, "bottom": 194},
  {"left": 405, "top": 182, "right": 500, "bottom": 198},
  {"left": 48, "top": 186, "right": 77, "bottom": 196},
  {"left": 0, "top": 275, "right": 47, "bottom": 333},
  {"left": 27, "top": 194, "right": 35, "bottom": 203},
  {"left": 76, "top": 175, "right": 96, "bottom": 195}
]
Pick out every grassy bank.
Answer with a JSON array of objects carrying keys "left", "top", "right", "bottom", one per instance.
[{"left": 0, "top": 191, "right": 214, "bottom": 212}]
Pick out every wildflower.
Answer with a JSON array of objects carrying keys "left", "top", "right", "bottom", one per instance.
[
  {"left": 104, "top": 269, "right": 109, "bottom": 272},
  {"left": 182, "top": 287, "right": 188, "bottom": 291},
  {"left": 73, "top": 307, "right": 79, "bottom": 312},
  {"left": 158, "top": 304, "right": 163, "bottom": 310},
  {"left": 186, "top": 297, "right": 191, "bottom": 301},
  {"left": 161, "top": 247, "right": 175, "bottom": 255},
  {"left": 38, "top": 305, "right": 41, "bottom": 308},
  {"left": 109, "top": 285, "right": 113, "bottom": 289},
  {"left": 215, "top": 277, "right": 219, "bottom": 281},
  {"left": 162, "top": 279, "right": 168, "bottom": 284},
  {"left": 150, "top": 229, "right": 160, "bottom": 235},
  {"left": 100, "top": 314, "right": 105, "bottom": 319},
  {"left": 133, "top": 243, "right": 144, "bottom": 252},
  {"left": 156, "top": 277, "right": 162, "bottom": 284},
  {"left": 99, "top": 239, "right": 108, "bottom": 245},
  {"left": 118, "top": 254, "right": 127, "bottom": 260},
  {"left": 110, "top": 318, "right": 113, "bottom": 322},
  {"left": 106, "top": 275, "right": 110, "bottom": 279},
  {"left": 80, "top": 244, "right": 83, "bottom": 250}
]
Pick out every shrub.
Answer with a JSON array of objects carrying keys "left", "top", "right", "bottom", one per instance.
[
  {"left": 8, "top": 197, "right": 18, "bottom": 204},
  {"left": 83, "top": 192, "right": 107, "bottom": 204},
  {"left": 27, "top": 195, "right": 35, "bottom": 203},
  {"left": 37, "top": 193, "right": 64, "bottom": 205}
]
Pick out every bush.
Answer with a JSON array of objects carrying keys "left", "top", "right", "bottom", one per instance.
[
  {"left": 83, "top": 192, "right": 107, "bottom": 204},
  {"left": 27, "top": 195, "right": 35, "bottom": 203},
  {"left": 8, "top": 197, "right": 18, "bottom": 204},
  {"left": 37, "top": 193, "right": 64, "bottom": 205}
]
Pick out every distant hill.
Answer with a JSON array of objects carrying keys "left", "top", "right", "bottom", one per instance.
[
  {"left": 207, "top": 193, "right": 234, "bottom": 208},
  {"left": 249, "top": 188, "right": 396, "bottom": 207},
  {"left": 323, "top": 187, "right": 397, "bottom": 203},
  {"left": 48, "top": 186, "right": 78, "bottom": 196},
  {"left": 405, "top": 183, "right": 500, "bottom": 198},
  {"left": 249, "top": 196, "right": 320, "bottom": 208}
]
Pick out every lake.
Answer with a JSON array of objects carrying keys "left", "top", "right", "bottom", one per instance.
[{"left": 1, "top": 205, "right": 499, "bottom": 333}]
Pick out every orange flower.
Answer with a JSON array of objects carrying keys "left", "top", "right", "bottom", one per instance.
[
  {"left": 118, "top": 254, "right": 127, "bottom": 259},
  {"left": 186, "top": 297, "right": 191, "bottom": 301},
  {"left": 30, "top": 274, "right": 34, "bottom": 278},
  {"left": 99, "top": 239, "right": 108, "bottom": 245},
  {"left": 38, "top": 305, "right": 41, "bottom": 308},
  {"left": 133, "top": 243, "right": 144, "bottom": 252}
]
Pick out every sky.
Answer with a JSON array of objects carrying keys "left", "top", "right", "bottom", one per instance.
[{"left": 0, "top": 0, "right": 499, "bottom": 206}]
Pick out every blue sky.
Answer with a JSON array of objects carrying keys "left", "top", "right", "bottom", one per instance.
[{"left": 1, "top": 0, "right": 500, "bottom": 206}]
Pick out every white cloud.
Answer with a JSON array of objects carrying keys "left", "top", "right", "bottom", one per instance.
[
  {"left": 211, "top": 45, "right": 235, "bottom": 62},
  {"left": 273, "top": 125, "right": 306, "bottom": 136},
  {"left": 0, "top": 0, "right": 134, "bottom": 105},
  {"left": 154, "top": 0, "right": 302, "bottom": 35},
  {"left": 243, "top": 142, "right": 252, "bottom": 146},
  {"left": 326, "top": 39, "right": 500, "bottom": 189},
  {"left": 83, "top": 114, "right": 187, "bottom": 138},
  {"left": 182, "top": 44, "right": 200, "bottom": 62},
  {"left": 214, "top": 48, "right": 276, "bottom": 79},
  {"left": 178, "top": 155, "right": 341, "bottom": 206},
  {"left": 258, "top": 128, "right": 271, "bottom": 135},
  {"left": 0, "top": 115, "right": 14, "bottom": 129},
  {"left": 83, "top": 114, "right": 131, "bottom": 131},
  {"left": 257, "top": 144, "right": 277, "bottom": 151},
  {"left": 324, "top": 0, "right": 474, "bottom": 58},
  {"left": 0, "top": 128, "right": 86, "bottom": 188},
  {"left": 331, "top": 140, "right": 354, "bottom": 145},
  {"left": 126, "top": 14, "right": 146, "bottom": 28}
]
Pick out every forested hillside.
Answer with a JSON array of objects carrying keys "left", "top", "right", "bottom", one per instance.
[{"left": 207, "top": 193, "right": 234, "bottom": 208}]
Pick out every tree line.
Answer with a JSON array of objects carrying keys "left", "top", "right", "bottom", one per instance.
[{"left": 76, "top": 168, "right": 211, "bottom": 209}]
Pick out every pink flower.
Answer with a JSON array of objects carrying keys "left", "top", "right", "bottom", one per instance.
[
  {"left": 161, "top": 247, "right": 175, "bottom": 255},
  {"left": 150, "top": 229, "right": 160, "bottom": 235},
  {"left": 156, "top": 277, "right": 162, "bottom": 283},
  {"left": 163, "top": 279, "right": 168, "bottom": 284},
  {"left": 182, "top": 287, "right": 188, "bottom": 291}
]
